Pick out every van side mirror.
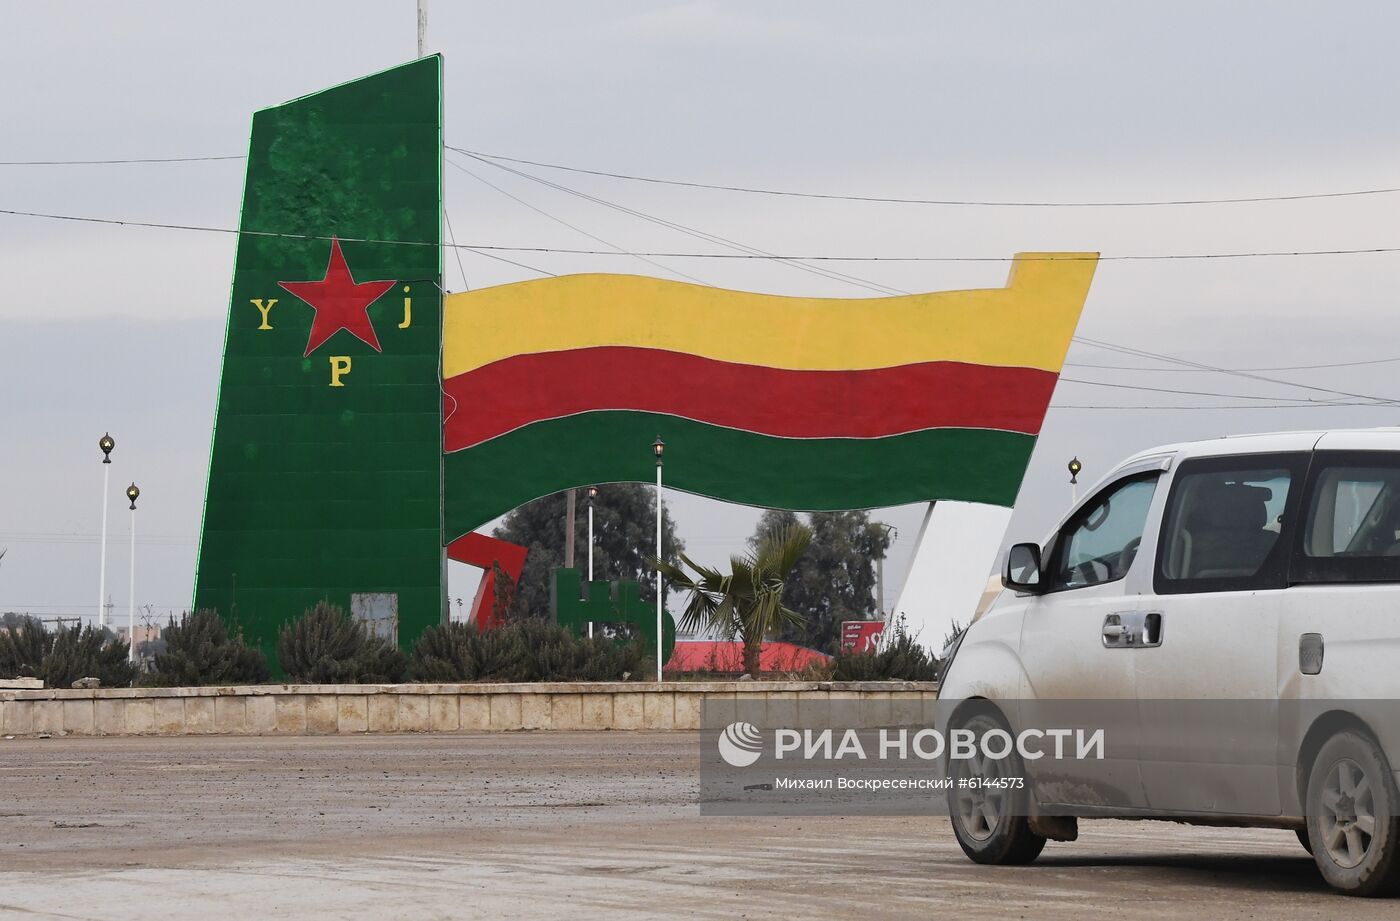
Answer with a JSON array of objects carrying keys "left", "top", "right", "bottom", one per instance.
[{"left": 1004, "top": 543, "right": 1046, "bottom": 593}]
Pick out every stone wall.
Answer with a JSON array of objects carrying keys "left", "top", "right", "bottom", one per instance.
[{"left": 0, "top": 681, "right": 937, "bottom": 737}]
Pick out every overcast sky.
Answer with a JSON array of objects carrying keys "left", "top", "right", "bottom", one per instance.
[{"left": 3, "top": 2, "right": 1400, "bottom": 641}]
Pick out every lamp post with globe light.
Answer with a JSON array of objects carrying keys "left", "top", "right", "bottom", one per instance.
[
  {"left": 1069, "top": 457, "right": 1083, "bottom": 505},
  {"left": 126, "top": 482, "right": 140, "bottom": 664},
  {"left": 587, "top": 486, "right": 598, "bottom": 639},
  {"left": 97, "top": 433, "right": 115, "bottom": 628},
  {"left": 653, "top": 438, "right": 665, "bottom": 682}
]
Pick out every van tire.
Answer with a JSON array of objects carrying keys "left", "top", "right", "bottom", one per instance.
[
  {"left": 1305, "top": 729, "right": 1400, "bottom": 896},
  {"left": 948, "top": 708, "right": 1047, "bottom": 865}
]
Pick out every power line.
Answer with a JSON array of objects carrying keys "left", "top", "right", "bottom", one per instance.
[
  {"left": 5, "top": 202, "right": 1398, "bottom": 401},
  {"left": 5, "top": 198, "right": 1394, "bottom": 400},
  {"left": 1075, "top": 337, "right": 1400, "bottom": 405},
  {"left": 2, "top": 531, "right": 196, "bottom": 538},
  {"left": 8, "top": 145, "right": 1400, "bottom": 209},
  {"left": 450, "top": 155, "right": 1400, "bottom": 407},
  {"left": 8, "top": 206, "right": 1400, "bottom": 263},
  {"left": 1056, "top": 377, "right": 1359, "bottom": 403},
  {"left": 452, "top": 150, "right": 905, "bottom": 297},
  {"left": 0, "top": 602, "right": 188, "bottom": 609},
  {"left": 1050, "top": 402, "right": 1400, "bottom": 411},
  {"left": 462, "top": 247, "right": 558, "bottom": 277},
  {"left": 443, "top": 207, "right": 470, "bottom": 291},
  {"left": 445, "top": 159, "right": 712, "bottom": 285},
  {"left": 1065, "top": 355, "right": 1400, "bottom": 373},
  {"left": 447, "top": 245, "right": 1400, "bottom": 263},
  {"left": 0, "top": 155, "right": 243, "bottom": 165},
  {"left": 452, "top": 147, "right": 1400, "bottom": 209},
  {"left": 7, "top": 202, "right": 1400, "bottom": 401}
]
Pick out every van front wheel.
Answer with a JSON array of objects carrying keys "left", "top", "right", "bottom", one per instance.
[{"left": 947, "top": 710, "right": 1046, "bottom": 865}]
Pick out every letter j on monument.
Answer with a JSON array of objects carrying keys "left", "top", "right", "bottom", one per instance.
[{"left": 194, "top": 57, "right": 1098, "bottom": 661}]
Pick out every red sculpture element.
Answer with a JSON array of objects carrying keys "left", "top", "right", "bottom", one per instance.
[
  {"left": 446, "top": 532, "right": 528, "bottom": 629},
  {"left": 278, "top": 236, "right": 396, "bottom": 356}
]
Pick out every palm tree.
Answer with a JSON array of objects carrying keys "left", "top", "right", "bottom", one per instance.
[{"left": 654, "top": 523, "right": 812, "bottom": 676}]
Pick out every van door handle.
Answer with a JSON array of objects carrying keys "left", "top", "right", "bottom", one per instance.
[
  {"left": 1104, "top": 611, "right": 1164, "bottom": 648},
  {"left": 1101, "top": 615, "right": 1133, "bottom": 647}
]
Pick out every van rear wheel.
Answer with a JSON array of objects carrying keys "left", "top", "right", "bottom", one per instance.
[
  {"left": 1305, "top": 729, "right": 1400, "bottom": 896},
  {"left": 947, "top": 710, "right": 1046, "bottom": 865}
]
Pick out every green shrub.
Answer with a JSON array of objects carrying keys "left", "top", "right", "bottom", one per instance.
[
  {"left": 349, "top": 632, "right": 413, "bottom": 683},
  {"left": 0, "top": 616, "right": 49, "bottom": 679},
  {"left": 517, "top": 619, "right": 649, "bottom": 681},
  {"left": 411, "top": 621, "right": 520, "bottom": 682},
  {"left": 277, "top": 601, "right": 407, "bottom": 683},
  {"left": 142, "top": 610, "right": 270, "bottom": 687},
  {"left": 830, "top": 617, "right": 939, "bottom": 682},
  {"left": 41, "top": 624, "right": 134, "bottom": 688},
  {"left": 409, "top": 620, "right": 648, "bottom": 682}
]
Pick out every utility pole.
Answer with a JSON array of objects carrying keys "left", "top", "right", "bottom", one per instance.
[
  {"left": 416, "top": 1, "right": 427, "bottom": 57},
  {"left": 564, "top": 489, "right": 576, "bottom": 569}
]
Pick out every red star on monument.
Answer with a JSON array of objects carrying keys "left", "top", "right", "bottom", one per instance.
[{"left": 278, "top": 237, "right": 396, "bottom": 357}]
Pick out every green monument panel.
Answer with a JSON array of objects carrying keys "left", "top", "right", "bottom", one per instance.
[{"left": 194, "top": 57, "right": 444, "bottom": 663}]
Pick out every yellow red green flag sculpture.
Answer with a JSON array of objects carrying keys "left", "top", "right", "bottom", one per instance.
[{"left": 442, "top": 255, "right": 1097, "bottom": 541}]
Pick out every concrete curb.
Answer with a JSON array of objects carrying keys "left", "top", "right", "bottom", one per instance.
[{"left": 0, "top": 681, "right": 938, "bottom": 737}]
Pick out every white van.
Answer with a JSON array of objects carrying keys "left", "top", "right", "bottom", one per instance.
[{"left": 939, "top": 428, "right": 1400, "bottom": 896}]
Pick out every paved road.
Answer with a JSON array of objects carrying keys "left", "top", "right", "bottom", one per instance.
[{"left": 0, "top": 733, "right": 1386, "bottom": 919}]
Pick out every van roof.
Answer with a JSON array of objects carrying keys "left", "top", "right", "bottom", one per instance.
[{"left": 1114, "top": 426, "right": 1400, "bottom": 470}]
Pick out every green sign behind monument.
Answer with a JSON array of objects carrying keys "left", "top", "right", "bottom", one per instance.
[{"left": 194, "top": 57, "right": 444, "bottom": 661}]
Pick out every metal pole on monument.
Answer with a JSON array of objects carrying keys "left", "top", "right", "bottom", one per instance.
[
  {"left": 1068, "top": 456, "right": 1083, "bottom": 505},
  {"left": 125, "top": 482, "right": 140, "bottom": 665},
  {"left": 875, "top": 523, "right": 897, "bottom": 622},
  {"left": 652, "top": 438, "right": 665, "bottom": 683},
  {"left": 565, "top": 488, "right": 576, "bottom": 570},
  {"left": 97, "top": 433, "right": 115, "bottom": 628},
  {"left": 587, "top": 486, "right": 598, "bottom": 639}
]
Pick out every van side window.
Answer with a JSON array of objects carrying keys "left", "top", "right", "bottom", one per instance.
[
  {"left": 1155, "top": 453, "right": 1305, "bottom": 594},
  {"left": 1047, "top": 475, "right": 1159, "bottom": 591},
  {"left": 1296, "top": 452, "right": 1400, "bottom": 584}
]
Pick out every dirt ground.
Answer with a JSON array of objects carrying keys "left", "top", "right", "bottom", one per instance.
[{"left": 0, "top": 732, "right": 1387, "bottom": 919}]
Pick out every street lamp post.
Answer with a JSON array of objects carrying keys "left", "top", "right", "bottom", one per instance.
[
  {"left": 1068, "top": 456, "right": 1083, "bottom": 505},
  {"left": 97, "top": 433, "right": 115, "bottom": 628},
  {"left": 126, "top": 482, "right": 140, "bottom": 665},
  {"left": 587, "top": 486, "right": 598, "bottom": 639},
  {"left": 875, "top": 523, "right": 897, "bottom": 621},
  {"left": 652, "top": 437, "right": 665, "bottom": 683}
]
